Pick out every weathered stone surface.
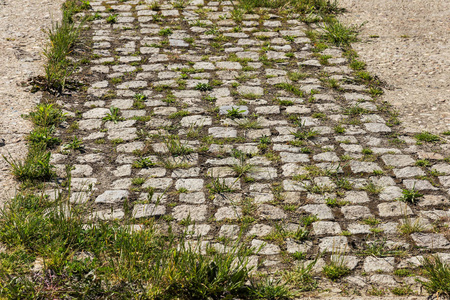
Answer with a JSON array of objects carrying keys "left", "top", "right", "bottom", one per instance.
[
  {"left": 313, "top": 221, "right": 341, "bottom": 235},
  {"left": 133, "top": 204, "right": 166, "bottom": 218},
  {"left": 363, "top": 256, "right": 395, "bottom": 273},
  {"left": 247, "top": 224, "right": 273, "bottom": 237},
  {"left": 215, "top": 206, "right": 242, "bottom": 221},
  {"left": 179, "top": 192, "right": 206, "bottom": 204},
  {"left": 319, "top": 236, "right": 348, "bottom": 252},
  {"left": 378, "top": 202, "right": 413, "bottom": 217},
  {"left": 258, "top": 204, "right": 286, "bottom": 220},
  {"left": 341, "top": 206, "right": 372, "bottom": 220},
  {"left": 350, "top": 161, "right": 382, "bottom": 173},
  {"left": 411, "top": 233, "right": 450, "bottom": 249},
  {"left": 381, "top": 155, "right": 415, "bottom": 167},
  {"left": 251, "top": 239, "right": 280, "bottom": 255},
  {"left": 299, "top": 204, "right": 334, "bottom": 220},
  {"left": 172, "top": 205, "right": 208, "bottom": 221},
  {"left": 393, "top": 167, "right": 426, "bottom": 178},
  {"left": 95, "top": 190, "right": 129, "bottom": 204},
  {"left": 175, "top": 178, "right": 204, "bottom": 191},
  {"left": 344, "top": 191, "right": 370, "bottom": 203}
]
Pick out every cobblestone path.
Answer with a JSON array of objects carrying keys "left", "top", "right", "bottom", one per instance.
[{"left": 48, "top": 0, "right": 450, "bottom": 295}]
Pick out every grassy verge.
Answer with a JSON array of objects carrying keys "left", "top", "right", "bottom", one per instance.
[
  {"left": 0, "top": 192, "right": 263, "bottom": 299},
  {"left": 33, "top": 0, "right": 89, "bottom": 93}
]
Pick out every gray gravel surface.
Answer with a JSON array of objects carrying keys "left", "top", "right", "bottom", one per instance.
[
  {"left": 0, "top": 0, "right": 63, "bottom": 203},
  {"left": 339, "top": 0, "right": 450, "bottom": 133}
]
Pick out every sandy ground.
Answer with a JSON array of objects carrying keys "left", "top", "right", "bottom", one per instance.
[
  {"left": 0, "top": 0, "right": 63, "bottom": 203},
  {"left": 339, "top": 0, "right": 450, "bottom": 134}
]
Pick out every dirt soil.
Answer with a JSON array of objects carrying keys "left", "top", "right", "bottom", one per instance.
[
  {"left": 0, "top": 0, "right": 64, "bottom": 203},
  {"left": 339, "top": 0, "right": 450, "bottom": 134}
]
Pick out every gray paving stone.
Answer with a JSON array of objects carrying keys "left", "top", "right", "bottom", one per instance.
[
  {"left": 280, "top": 152, "right": 309, "bottom": 163},
  {"left": 379, "top": 186, "right": 403, "bottom": 201},
  {"left": 313, "top": 152, "right": 340, "bottom": 162},
  {"left": 179, "top": 192, "right": 206, "bottom": 204},
  {"left": 381, "top": 154, "right": 415, "bottom": 167},
  {"left": 299, "top": 204, "right": 334, "bottom": 220},
  {"left": 219, "top": 225, "right": 241, "bottom": 239},
  {"left": 378, "top": 202, "right": 413, "bottom": 217},
  {"left": 173, "top": 205, "right": 208, "bottom": 221},
  {"left": 175, "top": 178, "right": 204, "bottom": 191},
  {"left": 215, "top": 206, "right": 242, "bottom": 221},
  {"left": 143, "top": 178, "right": 173, "bottom": 190},
  {"left": 186, "top": 224, "right": 211, "bottom": 238},
  {"left": 341, "top": 206, "right": 373, "bottom": 220},
  {"left": 369, "top": 274, "right": 398, "bottom": 287},
  {"left": 132, "top": 204, "right": 166, "bottom": 218},
  {"left": 208, "top": 127, "right": 237, "bottom": 138},
  {"left": 313, "top": 221, "right": 341, "bottom": 235},
  {"left": 237, "top": 85, "right": 264, "bottom": 96},
  {"left": 347, "top": 223, "right": 371, "bottom": 234},
  {"left": 319, "top": 236, "right": 348, "bottom": 252},
  {"left": 258, "top": 204, "right": 286, "bottom": 220},
  {"left": 393, "top": 167, "right": 426, "bottom": 178},
  {"left": 91, "top": 209, "right": 124, "bottom": 220},
  {"left": 251, "top": 239, "right": 280, "bottom": 255},
  {"left": 403, "top": 179, "right": 439, "bottom": 191},
  {"left": 363, "top": 256, "right": 395, "bottom": 273},
  {"left": 411, "top": 233, "right": 450, "bottom": 249},
  {"left": 364, "top": 123, "right": 391, "bottom": 133},
  {"left": 287, "top": 239, "right": 313, "bottom": 254},
  {"left": 350, "top": 161, "right": 382, "bottom": 173}
]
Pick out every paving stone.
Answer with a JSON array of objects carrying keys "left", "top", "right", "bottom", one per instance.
[
  {"left": 258, "top": 204, "right": 286, "bottom": 220},
  {"left": 313, "top": 221, "right": 341, "bottom": 235},
  {"left": 237, "top": 85, "right": 264, "bottom": 96},
  {"left": 313, "top": 152, "right": 340, "bottom": 162},
  {"left": 319, "top": 236, "right": 348, "bottom": 252},
  {"left": 364, "top": 123, "right": 391, "bottom": 133},
  {"left": 251, "top": 239, "right": 280, "bottom": 255},
  {"left": 215, "top": 206, "right": 242, "bottom": 221},
  {"left": 72, "top": 165, "right": 93, "bottom": 177},
  {"left": 286, "top": 239, "right": 313, "bottom": 253},
  {"left": 350, "top": 161, "right": 382, "bottom": 173},
  {"left": 363, "top": 256, "right": 395, "bottom": 273},
  {"left": 381, "top": 154, "right": 415, "bottom": 167},
  {"left": 82, "top": 108, "right": 110, "bottom": 119},
  {"left": 71, "top": 178, "right": 98, "bottom": 191},
  {"left": 379, "top": 186, "right": 403, "bottom": 201},
  {"left": 344, "top": 191, "right": 370, "bottom": 204},
  {"left": 403, "top": 179, "right": 439, "bottom": 191},
  {"left": 393, "top": 167, "right": 426, "bottom": 178},
  {"left": 132, "top": 204, "right": 166, "bottom": 218},
  {"left": 378, "top": 202, "right": 413, "bottom": 217},
  {"left": 219, "top": 225, "right": 240, "bottom": 239},
  {"left": 411, "top": 233, "right": 450, "bottom": 249},
  {"left": 91, "top": 209, "right": 124, "bottom": 220},
  {"left": 208, "top": 127, "right": 237, "bottom": 138},
  {"left": 369, "top": 274, "right": 398, "bottom": 287},
  {"left": 180, "top": 115, "right": 212, "bottom": 127},
  {"left": 186, "top": 224, "right": 211, "bottom": 238},
  {"left": 432, "top": 164, "right": 450, "bottom": 175},
  {"left": 247, "top": 224, "right": 273, "bottom": 237},
  {"left": 341, "top": 206, "right": 373, "bottom": 220},
  {"left": 299, "top": 204, "right": 334, "bottom": 220},
  {"left": 143, "top": 178, "right": 173, "bottom": 190},
  {"left": 280, "top": 152, "right": 309, "bottom": 163},
  {"left": 347, "top": 223, "right": 371, "bottom": 234},
  {"left": 175, "top": 179, "right": 204, "bottom": 191},
  {"left": 173, "top": 205, "right": 208, "bottom": 221},
  {"left": 330, "top": 255, "right": 360, "bottom": 270},
  {"left": 179, "top": 192, "right": 206, "bottom": 204}
]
